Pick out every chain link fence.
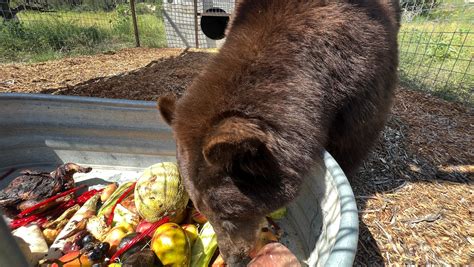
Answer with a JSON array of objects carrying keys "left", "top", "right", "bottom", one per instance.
[{"left": 1, "top": 0, "right": 472, "bottom": 104}]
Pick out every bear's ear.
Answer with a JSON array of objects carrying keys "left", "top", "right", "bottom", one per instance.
[
  {"left": 202, "top": 117, "right": 270, "bottom": 174},
  {"left": 157, "top": 94, "right": 177, "bottom": 125}
]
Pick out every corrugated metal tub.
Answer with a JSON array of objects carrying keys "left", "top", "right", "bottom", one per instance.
[{"left": 0, "top": 93, "right": 358, "bottom": 267}]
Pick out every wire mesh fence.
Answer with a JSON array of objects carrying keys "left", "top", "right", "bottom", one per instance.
[
  {"left": 399, "top": 0, "right": 473, "bottom": 104},
  {"left": 0, "top": 0, "right": 472, "bottom": 104}
]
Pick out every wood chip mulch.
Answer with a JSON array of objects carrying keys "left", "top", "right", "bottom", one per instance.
[
  {"left": 354, "top": 89, "right": 473, "bottom": 265},
  {"left": 1, "top": 48, "right": 472, "bottom": 265}
]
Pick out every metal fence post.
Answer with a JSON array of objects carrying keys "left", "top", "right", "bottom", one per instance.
[
  {"left": 193, "top": 0, "right": 199, "bottom": 48},
  {"left": 130, "top": 0, "right": 140, "bottom": 47}
]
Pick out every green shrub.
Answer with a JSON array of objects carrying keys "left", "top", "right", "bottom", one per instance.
[
  {"left": 0, "top": 19, "right": 109, "bottom": 62},
  {"left": 112, "top": 4, "right": 132, "bottom": 37}
]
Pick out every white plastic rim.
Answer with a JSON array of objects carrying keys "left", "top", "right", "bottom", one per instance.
[{"left": 322, "top": 152, "right": 359, "bottom": 267}]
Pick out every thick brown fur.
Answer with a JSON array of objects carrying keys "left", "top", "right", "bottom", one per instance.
[{"left": 158, "top": 0, "right": 400, "bottom": 265}]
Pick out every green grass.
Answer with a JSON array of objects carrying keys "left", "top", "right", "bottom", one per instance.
[
  {"left": 0, "top": 9, "right": 166, "bottom": 63},
  {"left": 398, "top": 3, "right": 473, "bottom": 105},
  {"left": 136, "top": 14, "right": 167, "bottom": 48}
]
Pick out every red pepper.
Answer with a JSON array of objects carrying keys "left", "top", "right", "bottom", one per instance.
[
  {"left": 57, "top": 199, "right": 77, "bottom": 210},
  {"left": 10, "top": 214, "right": 42, "bottom": 229},
  {"left": 76, "top": 188, "right": 104, "bottom": 205},
  {"left": 11, "top": 199, "right": 77, "bottom": 230},
  {"left": 11, "top": 187, "right": 102, "bottom": 230},
  {"left": 36, "top": 217, "right": 48, "bottom": 228},
  {"left": 10, "top": 214, "right": 49, "bottom": 230},
  {"left": 18, "top": 185, "right": 86, "bottom": 218},
  {"left": 110, "top": 216, "right": 169, "bottom": 262},
  {"left": 106, "top": 182, "right": 136, "bottom": 226}
]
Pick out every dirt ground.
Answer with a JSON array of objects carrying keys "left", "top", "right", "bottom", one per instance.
[{"left": 1, "top": 48, "right": 473, "bottom": 265}]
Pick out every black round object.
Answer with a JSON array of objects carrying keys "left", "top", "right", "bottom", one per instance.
[
  {"left": 98, "top": 242, "right": 110, "bottom": 253},
  {"left": 200, "top": 8, "right": 229, "bottom": 40},
  {"left": 82, "top": 234, "right": 96, "bottom": 245},
  {"left": 82, "top": 242, "right": 96, "bottom": 253},
  {"left": 88, "top": 248, "right": 103, "bottom": 262}
]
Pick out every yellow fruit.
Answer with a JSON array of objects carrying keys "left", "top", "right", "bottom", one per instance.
[
  {"left": 181, "top": 224, "right": 199, "bottom": 246},
  {"left": 134, "top": 162, "right": 189, "bottom": 223},
  {"left": 151, "top": 223, "right": 190, "bottom": 266},
  {"left": 119, "top": 222, "right": 135, "bottom": 233},
  {"left": 103, "top": 223, "right": 135, "bottom": 255}
]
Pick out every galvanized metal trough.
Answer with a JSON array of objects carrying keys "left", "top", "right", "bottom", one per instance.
[{"left": 0, "top": 93, "right": 358, "bottom": 267}]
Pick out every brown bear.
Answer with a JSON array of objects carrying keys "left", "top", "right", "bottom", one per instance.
[{"left": 158, "top": 0, "right": 400, "bottom": 265}]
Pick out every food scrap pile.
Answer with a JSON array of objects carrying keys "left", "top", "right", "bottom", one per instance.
[{"left": 1, "top": 162, "right": 293, "bottom": 267}]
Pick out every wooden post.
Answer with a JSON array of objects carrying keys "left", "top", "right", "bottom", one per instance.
[
  {"left": 130, "top": 0, "right": 140, "bottom": 47},
  {"left": 193, "top": 0, "right": 199, "bottom": 48}
]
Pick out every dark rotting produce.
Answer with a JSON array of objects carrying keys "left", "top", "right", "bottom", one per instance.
[{"left": 0, "top": 163, "right": 92, "bottom": 212}]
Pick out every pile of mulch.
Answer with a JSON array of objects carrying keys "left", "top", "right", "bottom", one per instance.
[
  {"left": 0, "top": 48, "right": 211, "bottom": 97},
  {"left": 1, "top": 48, "right": 472, "bottom": 265},
  {"left": 354, "top": 89, "right": 473, "bottom": 265}
]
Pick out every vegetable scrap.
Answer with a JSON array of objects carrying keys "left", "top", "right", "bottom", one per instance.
[{"left": 0, "top": 162, "right": 297, "bottom": 266}]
